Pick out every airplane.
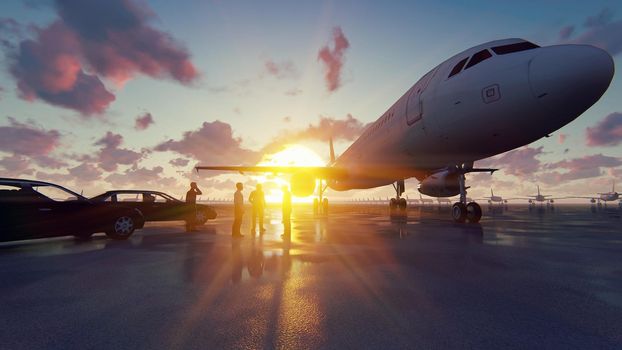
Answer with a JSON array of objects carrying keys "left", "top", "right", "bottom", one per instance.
[
  {"left": 196, "top": 38, "right": 614, "bottom": 223},
  {"left": 483, "top": 188, "right": 511, "bottom": 204},
  {"left": 524, "top": 185, "right": 559, "bottom": 204},
  {"left": 571, "top": 181, "right": 621, "bottom": 206}
]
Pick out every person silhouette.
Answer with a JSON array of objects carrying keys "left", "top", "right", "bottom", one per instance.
[
  {"left": 185, "top": 182, "right": 202, "bottom": 232},
  {"left": 248, "top": 183, "right": 266, "bottom": 234},
  {"left": 282, "top": 185, "right": 292, "bottom": 235},
  {"left": 232, "top": 182, "right": 244, "bottom": 237}
]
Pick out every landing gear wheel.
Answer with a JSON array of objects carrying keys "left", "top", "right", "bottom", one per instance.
[
  {"left": 466, "top": 202, "right": 482, "bottom": 223},
  {"left": 398, "top": 198, "right": 407, "bottom": 210},
  {"left": 389, "top": 198, "right": 398, "bottom": 210},
  {"left": 452, "top": 202, "right": 467, "bottom": 223},
  {"left": 105, "top": 215, "right": 136, "bottom": 240}
]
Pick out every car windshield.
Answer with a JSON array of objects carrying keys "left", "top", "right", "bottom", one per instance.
[{"left": 33, "top": 185, "right": 85, "bottom": 202}]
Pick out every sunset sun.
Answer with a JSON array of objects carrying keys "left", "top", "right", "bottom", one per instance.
[{"left": 254, "top": 144, "right": 325, "bottom": 203}]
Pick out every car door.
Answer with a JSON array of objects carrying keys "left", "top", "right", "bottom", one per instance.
[
  {"left": 0, "top": 186, "right": 47, "bottom": 241},
  {"left": 148, "top": 193, "right": 183, "bottom": 221}
]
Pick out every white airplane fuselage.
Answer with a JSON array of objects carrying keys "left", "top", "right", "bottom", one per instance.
[{"left": 329, "top": 38, "right": 614, "bottom": 195}]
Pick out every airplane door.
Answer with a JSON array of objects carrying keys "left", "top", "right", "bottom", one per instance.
[{"left": 406, "top": 68, "right": 438, "bottom": 126}]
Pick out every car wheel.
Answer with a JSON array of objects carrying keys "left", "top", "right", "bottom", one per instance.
[
  {"left": 106, "top": 215, "right": 136, "bottom": 240},
  {"left": 195, "top": 210, "right": 208, "bottom": 225}
]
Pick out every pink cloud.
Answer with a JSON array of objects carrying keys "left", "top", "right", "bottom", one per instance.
[
  {"left": 476, "top": 146, "right": 544, "bottom": 177},
  {"left": 5, "top": 0, "right": 198, "bottom": 115},
  {"left": 562, "top": 8, "right": 622, "bottom": 56},
  {"left": 155, "top": 121, "right": 260, "bottom": 165},
  {"left": 317, "top": 26, "right": 350, "bottom": 92},
  {"left": 105, "top": 165, "right": 177, "bottom": 189},
  {"left": 68, "top": 162, "right": 102, "bottom": 182},
  {"left": 538, "top": 154, "right": 622, "bottom": 184},
  {"left": 134, "top": 112, "right": 154, "bottom": 131},
  {"left": 265, "top": 59, "right": 298, "bottom": 79},
  {"left": 0, "top": 117, "right": 61, "bottom": 156},
  {"left": 586, "top": 112, "right": 622, "bottom": 146},
  {"left": 94, "top": 131, "right": 143, "bottom": 171},
  {"left": 0, "top": 155, "right": 34, "bottom": 177}
]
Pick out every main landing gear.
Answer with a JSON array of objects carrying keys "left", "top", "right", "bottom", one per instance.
[
  {"left": 313, "top": 180, "right": 329, "bottom": 216},
  {"left": 389, "top": 179, "right": 407, "bottom": 211},
  {"left": 451, "top": 173, "right": 482, "bottom": 223}
]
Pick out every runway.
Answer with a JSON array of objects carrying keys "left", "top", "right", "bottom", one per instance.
[{"left": 1, "top": 204, "right": 621, "bottom": 349}]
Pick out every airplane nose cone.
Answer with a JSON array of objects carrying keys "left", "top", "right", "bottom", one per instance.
[{"left": 529, "top": 45, "right": 614, "bottom": 114}]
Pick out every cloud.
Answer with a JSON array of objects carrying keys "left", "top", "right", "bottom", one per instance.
[
  {"left": 94, "top": 131, "right": 143, "bottom": 171},
  {"left": 317, "top": 26, "right": 350, "bottom": 92},
  {"left": 262, "top": 114, "right": 369, "bottom": 153},
  {"left": 169, "top": 157, "right": 190, "bottom": 167},
  {"left": 68, "top": 162, "right": 102, "bottom": 182},
  {"left": 539, "top": 154, "right": 622, "bottom": 184},
  {"left": 5, "top": 0, "right": 198, "bottom": 115},
  {"left": 558, "top": 133, "right": 567, "bottom": 144},
  {"left": 558, "top": 25, "right": 574, "bottom": 40},
  {"left": 586, "top": 112, "right": 622, "bottom": 146},
  {"left": 105, "top": 165, "right": 177, "bottom": 189},
  {"left": 134, "top": 112, "right": 154, "bottom": 130},
  {"left": 476, "top": 146, "right": 544, "bottom": 177},
  {"left": 155, "top": 120, "right": 260, "bottom": 165},
  {"left": 0, "top": 117, "right": 61, "bottom": 156},
  {"left": 0, "top": 155, "right": 34, "bottom": 176},
  {"left": 265, "top": 59, "right": 298, "bottom": 79},
  {"left": 561, "top": 8, "right": 622, "bottom": 56}
]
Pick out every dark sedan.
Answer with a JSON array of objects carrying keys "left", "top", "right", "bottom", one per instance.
[
  {"left": 0, "top": 178, "right": 145, "bottom": 242},
  {"left": 91, "top": 190, "right": 217, "bottom": 225}
]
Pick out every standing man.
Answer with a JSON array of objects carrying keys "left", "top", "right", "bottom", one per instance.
[
  {"left": 185, "top": 182, "right": 202, "bottom": 232},
  {"left": 248, "top": 183, "right": 266, "bottom": 234},
  {"left": 232, "top": 182, "right": 244, "bottom": 237},
  {"left": 282, "top": 185, "right": 292, "bottom": 235}
]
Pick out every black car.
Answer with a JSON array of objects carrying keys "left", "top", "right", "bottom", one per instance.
[
  {"left": 90, "top": 190, "right": 217, "bottom": 225},
  {"left": 0, "top": 178, "right": 145, "bottom": 242}
]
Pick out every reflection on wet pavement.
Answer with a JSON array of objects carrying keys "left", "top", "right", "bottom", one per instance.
[{"left": 1, "top": 204, "right": 621, "bottom": 349}]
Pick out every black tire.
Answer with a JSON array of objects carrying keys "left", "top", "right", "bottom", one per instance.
[
  {"left": 466, "top": 202, "right": 482, "bottom": 223},
  {"left": 452, "top": 202, "right": 467, "bottom": 223},
  {"left": 389, "top": 198, "right": 398, "bottom": 209},
  {"left": 105, "top": 215, "right": 136, "bottom": 240},
  {"left": 398, "top": 198, "right": 407, "bottom": 210}
]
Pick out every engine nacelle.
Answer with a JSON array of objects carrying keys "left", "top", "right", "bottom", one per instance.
[
  {"left": 418, "top": 171, "right": 460, "bottom": 197},
  {"left": 291, "top": 172, "right": 316, "bottom": 197}
]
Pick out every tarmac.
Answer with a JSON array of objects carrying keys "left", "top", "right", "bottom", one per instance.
[{"left": 1, "top": 203, "right": 621, "bottom": 349}]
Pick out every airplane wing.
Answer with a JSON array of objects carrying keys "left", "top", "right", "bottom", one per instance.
[{"left": 195, "top": 165, "right": 347, "bottom": 179}]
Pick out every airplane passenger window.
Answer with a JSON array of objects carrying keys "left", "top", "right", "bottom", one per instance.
[
  {"left": 448, "top": 57, "right": 468, "bottom": 78},
  {"left": 464, "top": 49, "right": 492, "bottom": 70},
  {"left": 491, "top": 41, "right": 539, "bottom": 55}
]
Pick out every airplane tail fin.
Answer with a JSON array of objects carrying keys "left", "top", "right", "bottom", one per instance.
[{"left": 329, "top": 137, "right": 335, "bottom": 164}]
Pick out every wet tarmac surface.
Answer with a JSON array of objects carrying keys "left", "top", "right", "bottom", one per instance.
[{"left": 1, "top": 204, "right": 621, "bottom": 349}]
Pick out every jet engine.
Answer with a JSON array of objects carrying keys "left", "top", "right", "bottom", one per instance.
[
  {"left": 290, "top": 172, "right": 316, "bottom": 197},
  {"left": 418, "top": 171, "right": 460, "bottom": 197}
]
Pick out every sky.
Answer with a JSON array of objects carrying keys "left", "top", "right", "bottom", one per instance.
[{"left": 0, "top": 0, "right": 621, "bottom": 202}]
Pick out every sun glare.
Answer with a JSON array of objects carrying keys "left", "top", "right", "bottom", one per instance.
[{"left": 253, "top": 144, "right": 325, "bottom": 203}]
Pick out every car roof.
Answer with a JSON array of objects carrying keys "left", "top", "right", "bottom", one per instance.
[
  {"left": 0, "top": 177, "right": 63, "bottom": 187},
  {"left": 98, "top": 190, "right": 170, "bottom": 195}
]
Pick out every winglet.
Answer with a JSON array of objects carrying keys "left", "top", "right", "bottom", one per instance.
[{"left": 329, "top": 137, "right": 335, "bottom": 164}]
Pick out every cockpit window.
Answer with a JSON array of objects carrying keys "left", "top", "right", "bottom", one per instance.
[
  {"left": 491, "top": 41, "right": 539, "bottom": 55},
  {"left": 464, "top": 49, "right": 492, "bottom": 70},
  {"left": 448, "top": 57, "right": 468, "bottom": 78}
]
